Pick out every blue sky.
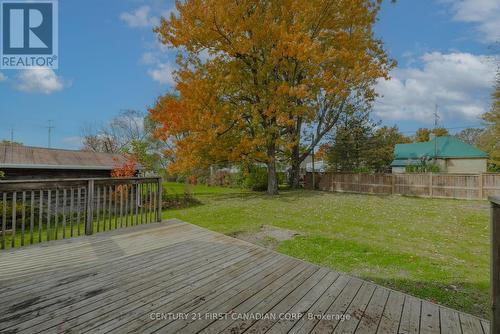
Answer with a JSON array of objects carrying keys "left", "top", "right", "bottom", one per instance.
[{"left": 0, "top": 0, "right": 498, "bottom": 149}]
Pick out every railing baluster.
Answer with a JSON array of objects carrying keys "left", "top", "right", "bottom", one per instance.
[
  {"left": 108, "top": 186, "right": 112, "bottom": 230},
  {"left": 62, "top": 189, "right": 67, "bottom": 239},
  {"left": 30, "top": 191, "right": 34, "bottom": 244},
  {"left": 70, "top": 188, "right": 74, "bottom": 238},
  {"left": 76, "top": 188, "right": 81, "bottom": 236},
  {"left": 12, "top": 192, "right": 16, "bottom": 248},
  {"left": 54, "top": 190, "right": 59, "bottom": 240},
  {"left": 131, "top": 185, "right": 135, "bottom": 225},
  {"left": 113, "top": 185, "right": 118, "bottom": 229},
  {"left": 102, "top": 186, "right": 107, "bottom": 231},
  {"left": 125, "top": 185, "right": 129, "bottom": 227},
  {"left": 149, "top": 182, "right": 153, "bottom": 223},
  {"left": 2, "top": 193, "right": 6, "bottom": 249},
  {"left": 144, "top": 183, "right": 146, "bottom": 224},
  {"left": 131, "top": 185, "right": 135, "bottom": 226},
  {"left": 145, "top": 183, "right": 149, "bottom": 224},
  {"left": 120, "top": 186, "right": 124, "bottom": 228},
  {"left": 47, "top": 190, "right": 51, "bottom": 242},
  {"left": 134, "top": 184, "right": 139, "bottom": 226},
  {"left": 146, "top": 183, "right": 150, "bottom": 224},
  {"left": 85, "top": 180, "right": 94, "bottom": 236},
  {"left": 151, "top": 183, "right": 156, "bottom": 223},
  {"left": 39, "top": 190, "right": 43, "bottom": 243},
  {"left": 140, "top": 183, "right": 143, "bottom": 225},
  {"left": 158, "top": 177, "right": 162, "bottom": 222},
  {"left": 96, "top": 186, "right": 100, "bottom": 233},
  {"left": 21, "top": 191, "right": 26, "bottom": 246}
]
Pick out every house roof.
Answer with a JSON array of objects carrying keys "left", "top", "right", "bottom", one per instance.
[
  {"left": 394, "top": 136, "right": 488, "bottom": 161},
  {"left": 0, "top": 144, "right": 134, "bottom": 170}
]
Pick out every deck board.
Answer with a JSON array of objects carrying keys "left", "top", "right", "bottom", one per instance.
[{"left": 0, "top": 220, "right": 488, "bottom": 334}]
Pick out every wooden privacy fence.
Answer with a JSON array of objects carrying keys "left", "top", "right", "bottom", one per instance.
[
  {"left": 306, "top": 172, "right": 500, "bottom": 200},
  {"left": 0, "top": 177, "right": 162, "bottom": 250}
]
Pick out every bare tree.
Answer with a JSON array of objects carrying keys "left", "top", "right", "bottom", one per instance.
[{"left": 81, "top": 110, "right": 146, "bottom": 153}]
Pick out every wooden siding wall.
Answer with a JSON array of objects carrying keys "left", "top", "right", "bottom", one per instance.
[{"left": 306, "top": 172, "right": 500, "bottom": 200}]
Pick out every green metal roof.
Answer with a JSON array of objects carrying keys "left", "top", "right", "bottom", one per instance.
[{"left": 394, "top": 136, "right": 488, "bottom": 160}]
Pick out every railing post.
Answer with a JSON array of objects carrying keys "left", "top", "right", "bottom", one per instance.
[
  {"left": 490, "top": 196, "right": 500, "bottom": 334},
  {"left": 157, "top": 177, "right": 162, "bottom": 222},
  {"left": 86, "top": 179, "right": 94, "bottom": 236}
]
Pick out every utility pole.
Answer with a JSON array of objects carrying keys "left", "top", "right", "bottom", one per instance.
[{"left": 46, "top": 120, "right": 55, "bottom": 148}]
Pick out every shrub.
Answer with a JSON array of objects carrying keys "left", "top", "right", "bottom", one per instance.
[
  {"left": 161, "top": 184, "right": 201, "bottom": 209},
  {"left": 405, "top": 161, "right": 440, "bottom": 173},
  {"left": 353, "top": 166, "right": 371, "bottom": 173},
  {"left": 241, "top": 167, "right": 268, "bottom": 191}
]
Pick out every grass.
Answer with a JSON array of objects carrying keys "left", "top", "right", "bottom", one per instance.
[{"left": 162, "top": 182, "right": 490, "bottom": 318}]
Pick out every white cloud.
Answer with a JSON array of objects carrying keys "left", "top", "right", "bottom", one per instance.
[
  {"left": 120, "top": 6, "right": 176, "bottom": 29},
  {"left": 140, "top": 52, "right": 158, "bottom": 65},
  {"left": 16, "top": 68, "right": 68, "bottom": 94},
  {"left": 0, "top": 72, "right": 6, "bottom": 81},
  {"left": 374, "top": 52, "right": 496, "bottom": 123},
  {"left": 120, "top": 6, "right": 158, "bottom": 28},
  {"left": 148, "top": 63, "right": 176, "bottom": 86},
  {"left": 440, "top": 0, "right": 500, "bottom": 42}
]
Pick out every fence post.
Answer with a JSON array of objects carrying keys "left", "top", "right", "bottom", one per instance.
[
  {"left": 85, "top": 179, "right": 94, "bottom": 236},
  {"left": 157, "top": 177, "right": 163, "bottom": 222},
  {"left": 479, "top": 173, "right": 484, "bottom": 200},
  {"left": 391, "top": 174, "right": 395, "bottom": 195},
  {"left": 429, "top": 173, "right": 433, "bottom": 198},
  {"left": 491, "top": 196, "right": 500, "bottom": 334}
]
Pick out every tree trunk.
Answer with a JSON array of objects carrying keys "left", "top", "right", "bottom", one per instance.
[
  {"left": 289, "top": 144, "right": 301, "bottom": 189},
  {"left": 288, "top": 118, "right": 303, "bottom": 189},
  {"left": 266, "top": 145, "right": 279, "bottom": 195}
]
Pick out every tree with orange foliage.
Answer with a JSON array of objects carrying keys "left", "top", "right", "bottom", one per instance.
[
  {"left": 150, "top": 0, "right": 394, "bottom": 194},
  {"left": 111, "top": 155, "right": 138, "bottom": 178}
]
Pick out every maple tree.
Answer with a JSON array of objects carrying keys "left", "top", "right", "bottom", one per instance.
[
  {"left": 111, "top": 155, "right": 138, "bottom": 178},
  {"left": 150, "top": 0, "right": 394, "bottom": 194}
]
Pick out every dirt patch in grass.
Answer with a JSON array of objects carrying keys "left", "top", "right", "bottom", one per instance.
[{"left": 230, "top": 225, "right": 301, "bottom": 249}]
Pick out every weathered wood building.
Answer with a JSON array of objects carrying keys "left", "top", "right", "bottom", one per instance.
[{"left": 0, "top": 144, "right": 138, "bottom": 180}]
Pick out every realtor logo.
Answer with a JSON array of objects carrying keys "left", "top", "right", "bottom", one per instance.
[{"left": 1, "top": 0, "right": 58, "bottom": 69}]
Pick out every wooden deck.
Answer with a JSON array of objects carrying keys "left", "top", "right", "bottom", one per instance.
[{"left": 0, "top": 220, "right": 489, "bottom": 334}]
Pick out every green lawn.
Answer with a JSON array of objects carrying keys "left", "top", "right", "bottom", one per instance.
[{"left": 162, "top": 182, "right": 490, "bottom": 318}]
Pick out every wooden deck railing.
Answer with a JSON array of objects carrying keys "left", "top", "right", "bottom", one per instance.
[
  {"left": 0, "top": 177, "right": 162, "bottom": 250},
  {"left": 491, "top": 196, "right": 500, "bottom": 334}
]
